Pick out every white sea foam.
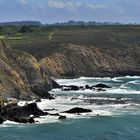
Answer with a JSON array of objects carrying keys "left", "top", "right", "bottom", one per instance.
[
  {"left": 34, "top": 115, "right": 59, "bottom": 124},
  {"left": 2, "top": 76, "right": 140, "bottom": 125}
]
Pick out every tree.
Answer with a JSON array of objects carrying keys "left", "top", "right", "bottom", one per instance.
[{"left": 19, "top": 26, "right": 32, "bottom": 33}]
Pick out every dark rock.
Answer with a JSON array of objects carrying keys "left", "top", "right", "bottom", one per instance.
[
  {"left": 2, "top": 102, "right": 18, "bottom": 112},
  {"left": 62, "top": 85, "right": 79, "bottom": 91},
  {"left": 31, "top": 84, "right": 51, "bottom": 99},
  {"left": 49, "top": 95, "right": 55, "bottom": 100},
  {"left": 0, "top": 116, "right": 4, "bottom": 124},
  {"left": 94, "top": 84, "right": 111, "bottom": 88},
  {"left": 2, "top": 103, "right": 48, "bottom": 123},
  {"left": 116, "top": 97, "right": 121, "bottom": 100},
  {"left": 35, "top": 98, "right": 41, "bottom": 102},
  {"left": 64, "top": 107, "right": 92, "bottom": 114},
  {"left": 50, "top": 79, "right": 61, "bottom": 89},
  {"left": 58, "top": 115, "right": 66, "bottom": 120},
  {"left": 97, "top": 88, "right": 106, "bottom": 92},
  {"left": 49, "top": 113, "right": 60, "bottom": 116},
  {"left": 12, "top": 117, "right": 35, "bottom": 124},
  {"left": 85, "top": 85, "right": 90, "bottom": 89},
  {"left": 13, "top": 118, "right": 27, "bottom": 124},
  {"left": 28, "top": 117, "right": 35, "bottom": 123},
  {"left": 79, "top": 86, "right": 84, "bottom": 90},
  {"left": 44, "top": 108, "right": 57, "bottom": 111}
]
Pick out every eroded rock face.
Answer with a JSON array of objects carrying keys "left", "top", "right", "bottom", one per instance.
[
  {"left": 0, "top": 40, "right": 51, "bottom": 100},
  {"left": 40, "top": 44, "right": 140, "bottom": 78}
]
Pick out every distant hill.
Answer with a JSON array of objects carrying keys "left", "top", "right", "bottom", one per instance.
[
  {"left": 0, "top": 21, "right": 42, "bottom": 26},
  {"left": 47, "top": 20, "right": 124, "bottom": 26}
]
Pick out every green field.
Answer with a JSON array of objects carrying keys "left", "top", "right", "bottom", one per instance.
[{"left": 0, "top": 25, "right": 140, "bottom": 59}]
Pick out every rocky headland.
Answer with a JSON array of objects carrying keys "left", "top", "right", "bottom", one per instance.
[
  {"left": 0, "top": 40, "right": 53, "bottom": 101},
  {"left": 40, "top": 44, "right": 140, "bottom": 78}
]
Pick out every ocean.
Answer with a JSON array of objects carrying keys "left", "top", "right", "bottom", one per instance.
[{"left": 0, "top": 76, "right": 140, "bottom": 140}]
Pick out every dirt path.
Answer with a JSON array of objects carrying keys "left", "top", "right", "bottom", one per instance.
[{"left": 48, "top": 30, "right": 59, "bottom": 41}]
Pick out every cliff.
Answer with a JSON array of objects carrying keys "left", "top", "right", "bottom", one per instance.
[
  {"left": 40, "top": 44, "right": 140, "bottom": 78},
  {"left": 0, "top": 40, "right": 51, "bottom": 100}
]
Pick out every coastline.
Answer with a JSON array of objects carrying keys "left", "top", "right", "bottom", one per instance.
[{"left": 0, "top": 75, "right": 140, "bottom": 125}]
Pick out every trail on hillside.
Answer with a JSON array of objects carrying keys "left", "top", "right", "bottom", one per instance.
[{"left": 48, "top": 30, "right": 59, "bottom": 41}]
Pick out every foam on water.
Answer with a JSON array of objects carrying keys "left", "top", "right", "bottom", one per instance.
[{"left": 2, "top": 76, "right": 140, "bottom": 126}]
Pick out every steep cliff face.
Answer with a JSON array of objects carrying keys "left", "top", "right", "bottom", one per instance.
[
  {"left": 0, "top": 40, "right": 51, "bottom": 100},
  {"left": 40, "top": 44, "right": 140, "bottom": 78}
]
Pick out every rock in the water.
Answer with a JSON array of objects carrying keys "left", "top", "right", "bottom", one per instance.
[
  {"left": 31, "top": 84, "right": 51, "bottom": 99},
  {"left": 2, "top": 102, "right": 18, "bottom": 112},
  {"left": 97, "top": 88, "right": 106, "bottom": 92},
  {"left": 35, "top": 98, "right": 41, "bottom": 103},
  {"left": 85, "top": 85, "right": 90, "bottom": 89},
  {"left": 49, "top": 95, "right": 55, "bottom": 100},
  {"left": 28, "top": 117, "right": 35, "bottom": 123},
  {"left": 62, "top": 85, "right": 79, "bottom": 91},
  {"left": 50, "top": 79, "right": 61, "bottom": 89},
  {"left": 49, "top": 113, "right": 60, "bottom": 116},
  {"left": 94, "top": 84, "right": 111, "bottom": 88},
  {"left": 0, "top": 116, "right": 4, "bottom": 124},
  {"left": 13, "top": 117, "right": 35, "bottom": 124},
  {"left": 2, "top": 102, "right": 48, "bottom": 123},
  {"left": 64, "top": 107, "right": 92, "bottom": 114},
  {"left": 58, "top": 115, "right": 66, "bottom": 120}
]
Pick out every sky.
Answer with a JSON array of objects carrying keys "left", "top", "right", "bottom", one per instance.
[{"left": 0, "top": 0, "right": 140, "bottom": 24}]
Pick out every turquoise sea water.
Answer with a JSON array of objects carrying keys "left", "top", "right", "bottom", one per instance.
[{"left": 0, "top": 76, "right": 140, "bottom": 140}]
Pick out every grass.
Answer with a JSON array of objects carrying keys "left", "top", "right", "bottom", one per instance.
[
  {"left": 7, "top": 37, "right": 23, "bottom": 40},
  {"left": 0, "top": 25, "right": 140, "bottom": 59},
  {"left": 0, "top": 35, "right": 5, "bottom": 39}
]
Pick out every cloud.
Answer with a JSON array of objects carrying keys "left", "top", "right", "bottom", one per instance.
[
  {"left": 20, "top": 0, "right": 28, "bottom": 5},
  {"left": 48, "top": 0, "right": 82, "bottom": 10},
  {"left": 86, "top": 3, "right": 107, "bottom": 10},
  {"left": 47, "top": 0, "right": 106, "bottom": 11},
  {"left": 48, "top": 0, "right": 65, "bottom": 9}
]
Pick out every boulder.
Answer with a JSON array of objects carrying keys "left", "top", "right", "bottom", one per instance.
[
  {"left": 13, "top": 117, "right": 35, "bottom": 124},
  {"left": 35, "top": 98, "right": 41, "bottom": 103},
  {"left": 64, "top": 107, "right": 92, "bottom": 114},
  {"left": 97, "top": 88, "right": 106, "bottom": 92},
  {"left": 28, "top": 117, "right": 35, "bottom": 123},
  {"left": 0, "top": 116, "right": 4, "bottom": 124},
  {"left": 49, "top": 113, "right": 60, "bottom": 116},
  {"left": 94, "top": 83, "right": 111, "bottom": 88},
  {"left": 50, "top": 79, "right": 61, "bottom": 89},
  {"left": 2, "top": 103, "right": 48, "bottom": 123},
  {"left": 85, "top": 85, "right": 90, "bottom": 89},
  {"left": 58, "top": 115, "right": 66, "bottom": 120},
  {"left": 31, "top": 84, "right": 51, "bottom": 99},
  {"left": 62, "top": 85, "right": 79, "bottom": 91}
]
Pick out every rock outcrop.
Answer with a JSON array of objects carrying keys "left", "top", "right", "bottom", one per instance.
[
  {"left": 0, "top": 40, "right": 52, "bottom": 100},
  {"left": 64, "top": 107, "right": 92, "bottom": 114},
  {"left": 40, "top": 44, "right": 140, "bottom": 78},
  {"left": 0, "top": 102, "right": 48, "bottom": 124}
]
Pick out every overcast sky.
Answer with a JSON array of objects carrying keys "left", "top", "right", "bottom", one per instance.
[{"left": 0, "top": 0, "right": 140, "bottom": 24}]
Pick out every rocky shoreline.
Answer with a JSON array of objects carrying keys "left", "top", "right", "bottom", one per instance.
[
  {"left": 0, "top": 100, "right": 94, "bottom": 124},
  {"left": 0, "top": 81, "right": 133, "bottom": 124}
]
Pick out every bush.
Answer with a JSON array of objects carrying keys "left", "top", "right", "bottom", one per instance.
[{"left": 19, "top": 26, "right": 32, "bottom": 33}]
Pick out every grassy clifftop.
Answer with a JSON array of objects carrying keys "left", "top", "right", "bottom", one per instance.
[{"left": 1, "top": 25, "right": 140, "bottom": 78}]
